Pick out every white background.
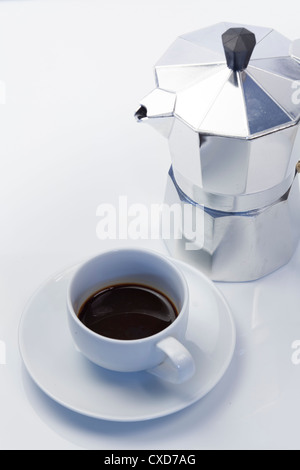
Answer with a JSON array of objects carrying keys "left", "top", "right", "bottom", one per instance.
[{"left": 1, "top": 0, "right": 300, "bottom": 450}]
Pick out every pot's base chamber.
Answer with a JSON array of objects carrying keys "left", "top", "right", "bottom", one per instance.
[{"left": 164, "top": 168, "right": 300, "bottom": 282}]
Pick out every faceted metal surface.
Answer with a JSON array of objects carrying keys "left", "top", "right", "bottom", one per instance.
[
  {"left": 174, "top": 67, "right": 232, "bottom": 132},
  {"left": 138, "top": 22, "right": 300, "bottom": 138},
  {"left": 164, "top": 169, "right": 300, "bottom": 282},
  {"left": 290, "top": 38, "right": 300, "bottom": 62},
  {"left": 168, "top": 120, "right": 300, "bottom": 206},
  {"left": 251, "top": 30, "right": 291, "bottom": 59},
  {"left": 247, "top": 61, "right": 300, "bottom": 120},
  {"left": 135, "top": 23, "right": 300, "bottom": 281},
  {"left": 178, "top": 22, "right": 272, "bottom": 61},
  {"left": 135, "top": 22, "right": 300, "bottom": 200}
]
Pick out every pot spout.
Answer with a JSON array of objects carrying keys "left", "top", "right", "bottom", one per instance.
[
  {"left": 135, "top": 105, "right": 148, "bottom": 122},
  {"left": 134, "top": 88, "right": 176, "bottom": 138}
]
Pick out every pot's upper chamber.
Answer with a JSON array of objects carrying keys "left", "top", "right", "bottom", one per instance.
[{"left": 136, "top": 23, "right": 300, "bottom": 207}]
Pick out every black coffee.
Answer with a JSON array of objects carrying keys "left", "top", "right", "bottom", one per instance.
[{"left": 78, "top": 284, "right": 178, "bottom": 340}]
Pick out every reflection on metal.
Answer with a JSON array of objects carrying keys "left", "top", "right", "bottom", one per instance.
[
  {"left": 138, "top": 22, "right": 300, "bottom": 138},
  {"left": 290, "top": 38, "right": 300, "bottom": 63},
  {"left": 164, "top": 169, "right": 300, "bottom": 282},
  {"left": 136, "top": 23, "right": 300, "bottom": 281}
]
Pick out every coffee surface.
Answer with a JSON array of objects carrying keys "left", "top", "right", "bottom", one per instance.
[{"left": 78, "top": 284, "right": 178, "bottom": 340}]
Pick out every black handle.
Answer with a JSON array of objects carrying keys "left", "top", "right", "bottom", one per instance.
[{"left": 222, "top": 28, "right": 256, "bottom": 71}]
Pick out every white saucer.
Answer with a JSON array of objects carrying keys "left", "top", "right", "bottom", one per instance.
[{"left": 19, "top": 260, "right": 236, "bottom": 422}]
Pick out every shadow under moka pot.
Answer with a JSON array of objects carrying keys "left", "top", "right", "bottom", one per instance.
[{"left": 135, "top": 22, "right": 300, "bottom": 282}]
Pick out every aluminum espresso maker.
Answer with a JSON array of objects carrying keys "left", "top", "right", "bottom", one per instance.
[{"left": 135, "top": 23, "right": 300, "bottom": 282}]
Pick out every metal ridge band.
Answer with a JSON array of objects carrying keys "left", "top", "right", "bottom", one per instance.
[{"left": 172, "top": 167, "right": 296, "bottom": 213}]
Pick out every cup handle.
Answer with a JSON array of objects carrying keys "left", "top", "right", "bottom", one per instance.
[{"left": 147, "top": 336, "right": 195, "bottom": 384}]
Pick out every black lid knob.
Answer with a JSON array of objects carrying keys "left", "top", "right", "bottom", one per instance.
[{"left": 222, "top": 28, "right": 256, "bottom": 71}]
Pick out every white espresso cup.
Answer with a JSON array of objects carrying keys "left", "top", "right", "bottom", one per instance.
[{"left": 67, "top": 248, "right": 195, "bottom": 384}]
